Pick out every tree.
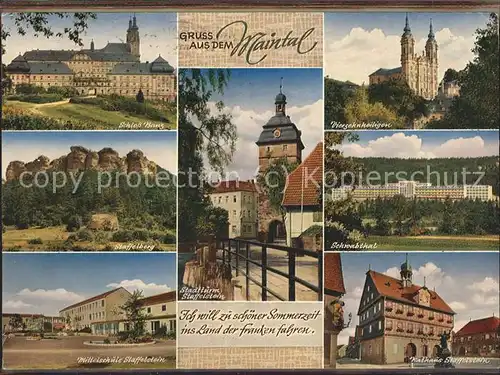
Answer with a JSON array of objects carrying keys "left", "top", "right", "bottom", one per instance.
[
  {"left": 178, "top": 69, "right": 237, "bottom": 242},
  {"left": 442, "top": 68, "right": 461, "bottom": 83},
  {"left": 2, "top": 13, "right": 96, "bottom": 97},
  {"left": 9, "top": 314, "right": 24, "bottom": 331},
  {"left": 345, "top": 86, "right": 402, "bottom": 127},
  {"left": 324, "top": 78, "right": 355, "bottom": 127},
  {"left": 368, "top": 79, "right": 430, "bottom": 126},
  {"left": 429, "top": 13, "right": 499, "bottom": 129},
  {"left": 136, "top": 89, "right": 145, "bottom": 103},
  {"left": 65, "top": 315, "right": 72, "bottom": 330},
  {"left": 120, "top": 290, "right": 150, "bottom": 342},
  {"left": 257, "top": 156, "right": 299, "bottom": 222},
  {"left": 324, "top": 132, "right": 366, "bottom": 249},
  {"left": 43, "top": 321, "right": 52, "bottom": 332}
]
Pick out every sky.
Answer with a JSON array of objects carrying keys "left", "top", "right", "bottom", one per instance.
[
  {"left": 2, "top": 12, "right": 177, "bottom": 67},
  {"left": 333, "top": 130, "right": 500, "bottom": 158},
  {"left": 2, "top": 253, "right": 176, "bottom": 316},
  {"left": 324, "top": 12, "right": 493, "bottom": 84},
  {"left": 334, "top": 252, "right": 499, "bottom": 346},
  {"left": 192, "top": 68, "right": 323, "bottom": 180},
  {"left": 1, "top": 131, "right": 177, "bottom": 179}
]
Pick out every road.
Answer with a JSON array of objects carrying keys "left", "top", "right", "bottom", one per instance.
[
  {"left": 2, "top": 335, "right": 176, "bottom": 369},
  {"left": 335, "top": 357, "right": 500, "bottom": 369}
]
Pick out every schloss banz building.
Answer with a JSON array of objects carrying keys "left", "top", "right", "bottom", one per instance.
[{"left": 6, "top": 15, "right": 176, "bottom": 101}]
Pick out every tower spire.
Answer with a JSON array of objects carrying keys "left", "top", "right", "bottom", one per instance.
[
  {"left": 428, "top": 18, "right": 435, "bottom": 39},
  {"left": 279, "top": 77, "right": 283, "bottom": 94},
  {"left": 405, "top": 13, "right": 410, "bottom": 32},
  {"left": 133, "top": 13, "right": 137, "bottom": 28},
  {"left": 423, "top": 276, "right": 426, "bottom": 287}
]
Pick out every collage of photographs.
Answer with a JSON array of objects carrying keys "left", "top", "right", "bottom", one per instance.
[{"left": 0, "top": 5, "right": 499, "bottom": 373}]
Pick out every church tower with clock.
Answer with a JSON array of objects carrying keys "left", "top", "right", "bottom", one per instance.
[
  {"left": 255, "top": 81, "right": 305, "bottom": 242},
  {"left": 256, "top": 82, "right": 304, "bottom": 171}
]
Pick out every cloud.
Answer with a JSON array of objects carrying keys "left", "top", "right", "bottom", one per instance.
[
  {"left": 384, "top": 267, "right": 401, "bottom": 279},
  {"left": 2, "top": 288, "right": 85, "bottom": 315},
  {"left": 338, "top": 133, "right": 498, "bottom": 159},
  {"left": 106, "top": 279, "right": 172, "bottom": 296},
  {"left": 325, "top": 26, "right": 474, "bottom": 84},
  {"left": 17, "top": 288, "right": 84, "bottom": 302},
  {"left": 203, "top": 100, "right": 323, "bottom": 180},
  {"left": 449, "top": 301, "right": 466, "bottom": 311},
  {"left": 467, "top": 277, "right": 499, "bottom": 294},
  {"left": 3, "top": 300, "right": 33, "bottom": 310},
  {"left": 413, "top": 262, "right": 454, "bottom": 289}
]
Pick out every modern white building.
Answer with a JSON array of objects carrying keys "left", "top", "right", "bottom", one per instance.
[
  {"left": 59, "top": 288, "right": 176, "bottom": 336},
  {"left": 330, "top": 181, "right": 494, "bottom": 202}
]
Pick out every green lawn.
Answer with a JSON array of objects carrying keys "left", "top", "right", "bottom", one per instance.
[
  {"left": 365, "top": 235, "right": 499, "bottom": 250},
  {"left": 2, "top": 226, "right": 175, "bottom": 252},
  {"left": 39, "top": 103, "right": 174, "bottom": 129},
  {"left": 4, "top": 100, "right": 176, "bottom": 129}
]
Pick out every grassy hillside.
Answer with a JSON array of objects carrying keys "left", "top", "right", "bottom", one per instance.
[{"left": 2, "top": 97, "right": 176, "bottom": 130}]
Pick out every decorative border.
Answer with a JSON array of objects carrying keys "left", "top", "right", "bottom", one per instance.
[{"left": 1, "top": 0, "right": 499, "bottom": 10}]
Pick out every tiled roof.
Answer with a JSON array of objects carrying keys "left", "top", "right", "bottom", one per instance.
[
  {"left": 256, "top": 114, "right": 304, "bottom": 149},
  {"left": 455, "top": 316, "right": 500, "bottom": 336},
  {"left": 23, "top": 50, "right": 75, "bottom": 62},
  {"left": 324, "top": 253, "right": 346, "bottom": 294},
  {"left": 111, "top": 61, "right": 174, "bottom": 75},
  {"left": 210, "top": 180, "right": 258, "bottom": 194},
  {"left": 28, "top": 62, "right": 73, "bottom": 74},
  {"left": 151, "top": 55, "right": 175, "bottom": 73},
  {"left": 60, "top": 287, "right": 129, "bottom": 312},
  {"left": 139, "top": 291, "right": 176, "bottom": 306},
  {"left": 369, "top": 67, "right": 402, "bottom": 77},
  {"left": 282, "top": 142, "right": 323, "bottom": 207},
  {"left": 367, "top": 270, "right": 454, "bottom": 314}
]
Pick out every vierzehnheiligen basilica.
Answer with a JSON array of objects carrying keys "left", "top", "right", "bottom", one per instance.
[
  {"left": 369, "top": 15, "right": 439, "bottom": 100},
  {"left": 6, "top": 16, "right": 176, "bottom": 101}
]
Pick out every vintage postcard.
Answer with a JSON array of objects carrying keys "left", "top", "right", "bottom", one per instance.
[
  {"left": 1, "top": 12, "right": 177, "bottom": 130},
  {"left": 324, "top": 130, "right": 500, "bottom": 251},
  {"left": 1, "top": 131, "right": 177, "bottom": 251},
  {"left": 323, "top": 252, "right": 499, "bottom": 369},
  {"left": 178, "top": 67, "right": 323, "bottom": 301},
  {"left": 2, "top": 253, "right": 177, "bottom": 370},
  {"left": 324, "top": 12, "right": 499, "bottom": 130}
]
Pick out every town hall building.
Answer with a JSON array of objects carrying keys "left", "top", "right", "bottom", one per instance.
[
  {"left": 356, "top": 256, "right": 455, "bottom": 364},
  {"left": 6, "top": 16, "right": 176, "bottom": 101}
]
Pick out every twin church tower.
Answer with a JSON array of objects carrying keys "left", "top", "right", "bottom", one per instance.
[{"left": 370, "top": 14, "right": 439, "bottom": 100}]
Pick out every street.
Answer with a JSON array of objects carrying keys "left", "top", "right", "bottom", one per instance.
[{"left": 2, "top": 335, "right": 176, "bottom": 369}]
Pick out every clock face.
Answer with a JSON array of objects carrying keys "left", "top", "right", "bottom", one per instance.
[{"left": 273, "top": 128, "right": 281, "bottom": 138}]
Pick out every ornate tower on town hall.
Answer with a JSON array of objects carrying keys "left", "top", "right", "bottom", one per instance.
[
  {"left": 126, "top": 15, "right": 141, "bottom": 59},
  {"left": 256, "top": 79, "right": 304, "bottom": 171},
  {"left": 400, "top": 14, "right": 438, "bottom": 100}
]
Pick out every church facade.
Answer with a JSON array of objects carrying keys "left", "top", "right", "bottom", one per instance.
[
  {"left": 369, "top": 15, "right": 439, "bottom": 100},
  {"left": 6, "top": 16, "right": 176, "bottom": 101}
]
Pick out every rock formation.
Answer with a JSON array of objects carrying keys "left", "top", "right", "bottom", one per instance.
[{"left": 5, "top": 146, "right": 162, "bottom": 182}]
